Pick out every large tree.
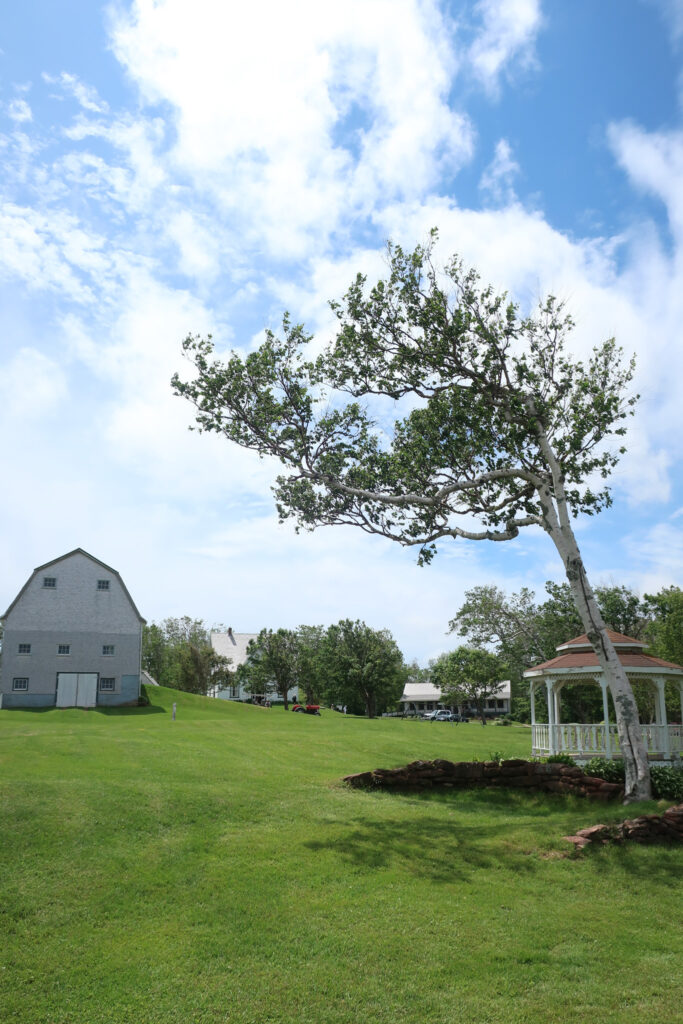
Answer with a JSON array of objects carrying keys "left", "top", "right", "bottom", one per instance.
[
  {"left": 431, "top": 647, "right": 509, "bottom": 726},
  {"left": 142, "top": 616, "right": 230, "bottom": 694},
  {"left": 173, "top": 235, "right": 650, "bottom": 800},
  {"left": 452, "top": 581, "right": 652, "bottom": 723},
  {"left": 239, "top": 628, "right": 301, "bottom": 709},
  {"left": 645, "top": 586, "right": 683, "bottom": 666},
  {"left": 320, "top": 619, "right": 406, "bottom": 718}
]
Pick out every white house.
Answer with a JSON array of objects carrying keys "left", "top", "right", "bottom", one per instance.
[
  {"left": 209, "top": 628, "right": 299, "bottom": 703},
  {"left": 0, "top": 549, "right": 145, "bottom": 709},
  {"left": 209, "top": 628, "right": 258, "bottom": 699},
  {"left": 399, "top": 680, "right": 512, "bottom": 717}
]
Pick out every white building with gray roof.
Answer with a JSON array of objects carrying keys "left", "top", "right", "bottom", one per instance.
[
  {"left": 209, "top": 628, "right": 298, "bottom": 703},
  {"left": 209, "top": 628, "right": 258, "bottom": 700}
]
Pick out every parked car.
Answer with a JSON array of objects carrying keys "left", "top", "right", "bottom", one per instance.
[{"left": 423, "top": 710, "right": 469, "bottom": 722}]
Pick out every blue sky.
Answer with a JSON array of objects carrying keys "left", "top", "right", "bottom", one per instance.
[{"left": 1, "top": 0, "right": 683, "bottom": 664}]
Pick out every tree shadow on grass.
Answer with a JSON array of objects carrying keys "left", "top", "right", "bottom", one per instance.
[
  {"left": 94, "top": 704, "right": 166, "bottom": 716},
  {"left": 304, "top": 809, "right": 541, "bottom": 883},
  {"left": 2, "top": 704, "right": 165, "bottom": 716},
  {"left": 313, "top": 787, "right": 683, "bottom": 885}
]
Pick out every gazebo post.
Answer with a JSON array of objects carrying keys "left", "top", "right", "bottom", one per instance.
[
  {"left": 599, "top": 677, "right": 611, "bottom": 759},
  {"left": 554, "top": 684, "right": 562, "bottom": 750},
  {"left": 545, "top": 678, "right": 556, "bottom": 754},
  {"left": 654, "top": 677, "right": 669, "bottom": 759}
]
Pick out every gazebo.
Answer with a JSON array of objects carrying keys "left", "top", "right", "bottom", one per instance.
[{"left": 524, "top": 630, "right": 683, "bottom": 761}]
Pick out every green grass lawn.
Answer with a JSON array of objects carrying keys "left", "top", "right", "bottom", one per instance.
[{"left": 1, "top": 688, "right": 681, "bottom": 1024}]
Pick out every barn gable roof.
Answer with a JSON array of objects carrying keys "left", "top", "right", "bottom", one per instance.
[{"left": 1, "top": 548, "right": 146, "bottom": 624}]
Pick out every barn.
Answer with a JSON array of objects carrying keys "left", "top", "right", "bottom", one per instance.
[{"left": 0, "top": 549, "right": 145, "bottom": 709}]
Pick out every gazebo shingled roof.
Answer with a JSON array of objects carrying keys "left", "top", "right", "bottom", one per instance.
[{"left": 526, "top": 630, "right": 683, "bottom": 675}]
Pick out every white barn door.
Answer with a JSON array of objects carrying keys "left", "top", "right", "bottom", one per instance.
[
  {"left": 56, "top": 673, "right": 78, "bottom": 707},
  {"left": 57, "top": 673, "right": 98, "bottom": 708},
  {"left": 76, "top": 674, "right": 98, "bottom": 708}
]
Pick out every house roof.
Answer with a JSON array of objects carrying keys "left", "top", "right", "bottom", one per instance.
[
  {"left": 401, "top": 680, "right": 511, "bottom": 702},
  {"left": 1, "top": 548, "right": 145, "bottom": 623},
  {"left": 210, "top": 630, "right": 259, "bottom": 670},
  {"left": 400, "top": 682, "right": 443, "bottom": 702}
]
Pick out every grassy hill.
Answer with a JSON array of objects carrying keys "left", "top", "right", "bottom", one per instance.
[{"left": 1, "top": 687, "right": 680, "bottom": 1024}]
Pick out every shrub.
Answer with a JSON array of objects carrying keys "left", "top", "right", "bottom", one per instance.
[
  {"left": 546, "top": 753, "right": 576, "bottom": 765},
  {"left": 583, "top": 757, "right": 625, "bottom": 783},
  {"left": 649, "top": 763, "right": 683, "bottom": 801}
]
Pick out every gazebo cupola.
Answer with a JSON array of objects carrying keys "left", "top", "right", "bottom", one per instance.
[{"left": 524, "top": 630, "right": 683, "bottom": 761}]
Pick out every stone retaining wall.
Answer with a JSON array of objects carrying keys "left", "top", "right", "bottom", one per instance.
[
  {"left": 343, "top": 758, "right": 625, "bottom": 800},
  {"left": 564, "top": 804, "right": 683, "bottom": 848}
]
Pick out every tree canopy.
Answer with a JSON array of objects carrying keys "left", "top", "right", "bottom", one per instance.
[
  {"left": 320, "top": 619, "right": 406, "bottom": 718},
  {"left": 431, "top": 647, "right": 509, "bottom": 726},
  {"left": 142, "top": 617, "right": 231, "bottom": 695},
  {"left": 173, "top": 234, "right": 651, "bottom": 800}
]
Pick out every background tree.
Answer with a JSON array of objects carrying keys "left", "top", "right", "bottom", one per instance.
[
  {"left": 645, "top": 586, "right": 683, "bottom": 666},
  {"left": 431, "top": 647, "right": 509, "bottom": 725},
  {"left": 451, "top": 582, "right": 663, "bottom": 723},
  {"left": 173, "top": 236, "right": 650, "bottom": 799},
  {"left": 295, "top": 624, "right": 326, "bottom": 704},
  {"left": 240, "top": 628, "right": 301, "bottom": 709},
  {"left": 142, "top": 617, "right": 230, "bottom": 694},
  {"left": 320, "top": 619, "right": 406, "bottom": 718},
  {"left": 178, "top": 643, "right": 232, "bottom": 696}
]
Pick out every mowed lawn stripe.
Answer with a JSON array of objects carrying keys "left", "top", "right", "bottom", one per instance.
[{"left": 1, "top": 687, "right": 680, "bottom": 1024}]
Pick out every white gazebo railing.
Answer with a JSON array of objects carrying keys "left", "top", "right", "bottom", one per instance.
[{"left": 532, "top": 722, "right": 683, "bottom": 760}]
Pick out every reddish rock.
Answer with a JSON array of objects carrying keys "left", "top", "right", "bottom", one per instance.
[
  {"left": 343, "top": 771, "right": 374, "bottom": 787},
  {"left": 533, "top": 763, "right": 561, "bottom": 775},
  {"left": 563, "top": 834, "right": 592, "bottom": 849},
  {"left": 559, "top": 765, "right": 585, "bottom": 778},
  {"left": 576, "top": 824, "right": 610, "bottom": 840}
]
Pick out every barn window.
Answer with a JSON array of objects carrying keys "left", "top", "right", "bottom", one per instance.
[
  {"left": 43, "top": 577, "right": 57, "bottom": 589},
  {"left": 99, "top": 677, "right": 116, "bottom": 691},
  {"left": 12, "top": 678, "right": 29, "bottom": 691},
  {"left": 97, "top": 579, "right": 110, "bottom": 591},
  {"left": 102, "top": 644, "right": 115, "bottom": 656},
  {"left": 18, "top": 643, "right": 31, "bottom": 655},
  {"left": 57, "top": 644, "right": 71, "bottom": 655}
]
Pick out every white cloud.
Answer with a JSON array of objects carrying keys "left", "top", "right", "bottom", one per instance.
[
  {"left": 0, "top": 348, "right": 68, "bottom": 419},
  {"left": 649, "top": 0, "right": 683, "bottom": 44},
  {"left": 609, "top": 121, "right": 683, "bottom": 241},
  {"left": 0, "top": 204, "right": 102, "bottom": 303},
  {"left": 626, "top": 521, "right": 683, "bottom": 592},
  {"left": 468, "top": 0, "right": 542, "bottom": 93},
  {"left": 43, "top": 71, "right": 109, "bottom": 113},
  {"left": 7, "top": 99, "right": 33, "bottom": 123},
  {"left": 479, "top": 138, "right": 520, "bottom": 203},
  {"left": 108, "top": 0, "right": 473, "bottom": 256}
]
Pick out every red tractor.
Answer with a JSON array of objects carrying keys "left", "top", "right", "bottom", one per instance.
[{"left": 292, "top": 703, "right": 321, "bottom": 715}]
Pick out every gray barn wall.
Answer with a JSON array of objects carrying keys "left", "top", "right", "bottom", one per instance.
[{"left": 1, "top": 550, "right": 143, "bottom": 708}]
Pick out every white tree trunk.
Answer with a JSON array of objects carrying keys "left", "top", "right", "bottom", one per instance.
[{"left": 536, "top": 474, "right": 651, "bottom": 802}]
